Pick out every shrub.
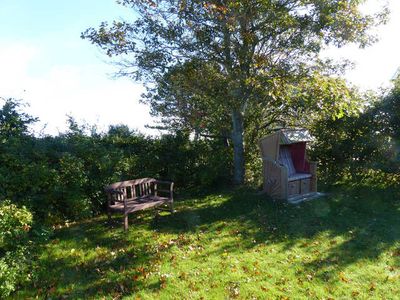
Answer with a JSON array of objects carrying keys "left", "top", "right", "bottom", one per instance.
[
  {"left": 0, "top": 246, "right": 32, "bottom": 298},
  {"left": 0, "top": 100, "right": 233, "bottom": 224},
  {"left": 0, "top": 200, "right": 32, "bottom": 248},
  {"left": 0, "top": 201, "right": 33, "bottom": 297},
  {"left": 309, "top": 85, "right": 400, "bottom": 186}
]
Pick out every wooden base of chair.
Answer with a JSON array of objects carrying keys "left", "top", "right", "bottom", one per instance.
[
  {"left": 259, "top": 129, "right": 318, "bottom": 202},
  {"left": 288, "top": 192, "right": 325, "bottom": 204}
]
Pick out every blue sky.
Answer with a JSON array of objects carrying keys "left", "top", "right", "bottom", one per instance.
[
  {"left": 0, "top": 0, "right": 152, "bottom": 135},
  {"left": 1, "top": 0, "right": 400, "bottom": 135},
  {"left": 0, "top": 0, "right": 133, "bottom": 73}
]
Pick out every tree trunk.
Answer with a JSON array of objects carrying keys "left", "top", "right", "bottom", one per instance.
[{"left": 231, "top": 110, "right": 245, "bottom": 185}]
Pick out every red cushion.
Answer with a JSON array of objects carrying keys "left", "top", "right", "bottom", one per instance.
[{"left": 290, "top": 142, "right": 306, "bottom": 172}]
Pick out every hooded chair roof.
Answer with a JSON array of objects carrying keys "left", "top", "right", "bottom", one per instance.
[{"left": 259, "top": 129, "right": 312, "bottom": 161}]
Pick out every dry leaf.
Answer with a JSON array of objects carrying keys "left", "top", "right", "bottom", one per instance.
[
  {"left": 352, "top": 290, "right": 360, "bottom": 297},
  {"left": 369, "top": 282, "right": 376, "bottom": 291},
  {"left": 339, "top": 272, "right": 350, "bottom": 283}
]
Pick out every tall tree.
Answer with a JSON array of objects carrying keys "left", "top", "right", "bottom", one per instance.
[
  {"left": 82, "top": 0, "right": 387, "bottom": 184},
  {"left": 0, "top": 98, "right": 37, "bottom": 139}
]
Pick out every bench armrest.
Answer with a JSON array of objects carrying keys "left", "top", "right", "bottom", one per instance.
[
  {"left": 154, "top": 180, "right": 174, "bottom": 201},
  {"left": 154, "top": 180, "right": 173, "bottom": 185}
]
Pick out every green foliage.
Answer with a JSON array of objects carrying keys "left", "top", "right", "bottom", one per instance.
[
  {"left": 0, "top": 200, "right": 33, "bottom": 248},
  {"left": 0, "top": 97, "right": 37, "bottom": 139},
  {"left": 54, "top": 153, "right": 91, "bottom": 220},
  {"left": 82, "top": 0, "right": 387, "bottom": 184},
  {"left": 0, "top": 246, "right": 33, "bottom": 298},
  {"left": 82, "top": 0, "right": 385, "bottom": 81},
  {"left": 0, "top": 201, "right": 33, "bottom": 297},
  {"left": 144, "top": 60, "right": 231, "bottom": 138},
  {"left": 310, "top": 77, "right": 400, "bottom": 185},
  {"left": 0, "top": 100, "right": 231, "bottom": 224},
  {"left": 379, "top": 74, "right": 400, "bottom": 148}
]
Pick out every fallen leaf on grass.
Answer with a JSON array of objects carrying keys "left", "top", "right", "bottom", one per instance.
[
  {"left": 136, "top": 267, "right": 149, "bottom": 279},
  {"left": 369, "top": 282, "right": 376, "bottom": 291},
  {"left": 260, "top": 286, "right": 269, "bottom": 292},
  {"left": 339, "top": 272, "right": 350, "bottom": 283},
  {"left": 189, "top": 282, "right": 200, "bottom": 291},
  {"left": 179, "top": 272, "right": 188, "bottom": 280},
  {"left": 352, "top": 290, "right": 360, "bottom": 297}
]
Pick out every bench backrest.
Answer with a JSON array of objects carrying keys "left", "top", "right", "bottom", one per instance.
[{"left": 105, "top": 178, "right": 156, "bottom": 201}]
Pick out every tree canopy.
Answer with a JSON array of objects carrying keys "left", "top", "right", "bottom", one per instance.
[
  {"left": 82, "top": 0, "right": 387, "bottom": 184},
  {"left": 0, "top": 98, "right": 37, "bottom": 139}
]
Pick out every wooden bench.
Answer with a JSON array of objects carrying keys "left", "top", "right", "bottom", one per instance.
[{"left": 105, "top": 178, "right": 174, "bottom": 230}]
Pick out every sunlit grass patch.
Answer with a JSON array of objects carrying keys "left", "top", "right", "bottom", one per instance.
[{"left": 14, "top": 186, "right": 400, "bottom": 299}]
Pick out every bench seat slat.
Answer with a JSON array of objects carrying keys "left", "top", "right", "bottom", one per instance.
[{"left": 109, "top": 199, "right": 166, "bottom": 213}]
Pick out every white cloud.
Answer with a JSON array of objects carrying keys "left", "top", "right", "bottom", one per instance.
[
  {"left": 322, "top": 0, "right": 400, "bottom": 91},
  {"left": 0, "top": 43, "right": 38, "bottom": 95},
  {"left": 0, "top": 42, "right": 158, "bottom": 136}
]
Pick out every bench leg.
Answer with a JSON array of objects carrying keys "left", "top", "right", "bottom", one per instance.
[
  {"left": 107, "top": 201, "right": 112, "bottom": 225},
  {"left": 169, "top": 201, "right": 174, "bottom": 213},
  {"left": 124, "top": 213, "right": 129, "bottom": 231},
  {"left": 107, "top": 209, "right": 112, "bottom": 225}
]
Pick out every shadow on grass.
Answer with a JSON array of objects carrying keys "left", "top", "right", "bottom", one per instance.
[
  {"left": 152, "top": 186, "right": 400, "bottom": 270},
  {"left": 18, "top": 214, "right": 167, "bottom": 299},
  {"left": 18, "top": 186, "right": 400, "bottom": 298}
]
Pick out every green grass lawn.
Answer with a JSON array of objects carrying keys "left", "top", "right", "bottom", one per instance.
[{"left": 15, "top": 186, "right": 400, "bottom": 299}]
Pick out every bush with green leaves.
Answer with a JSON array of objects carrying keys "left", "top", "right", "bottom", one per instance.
[
  {"left": 0, "top": 201, "right": 33, "bottom": 297},
  {"left": 309, "top": 78, "right": 400, "bottom": 186},
  {"left": 0, "top": 246, "right": 33, "bottom": 298},
  {"left": 0, "top": 99, "right": 232, "bottom": 223},
  {"left": 0, "top": 200, "right": 32, "bottom": 248}
]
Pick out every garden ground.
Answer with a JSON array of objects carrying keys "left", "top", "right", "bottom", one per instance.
[{"left": 15, "top": 186, "right": 400, "bottom": 299}]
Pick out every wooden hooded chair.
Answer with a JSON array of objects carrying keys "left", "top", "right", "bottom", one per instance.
[{"left": 259, "top": 129, "right": 317, "bottom": 200}]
